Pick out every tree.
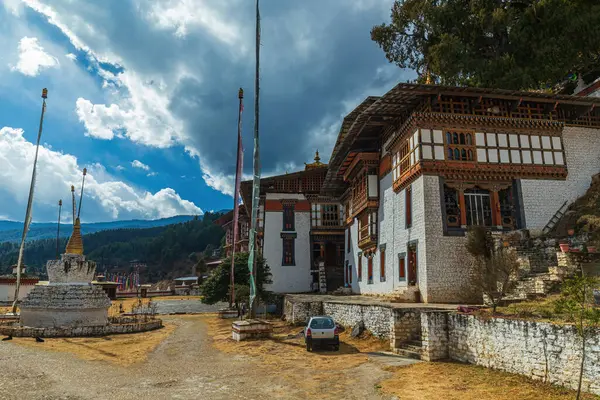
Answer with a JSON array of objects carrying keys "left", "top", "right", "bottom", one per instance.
[
  {"left": 554, "top": 275, "right": 600, "bottom": 399},
  {"left": 371, "top": 0, "right": 600, "bottom": 90},
  {"left": 200, "top": 252, "right": 272, "bottom": 306},
  {"left": 466, "top": 226, "right": 520, "bottom": 312}
]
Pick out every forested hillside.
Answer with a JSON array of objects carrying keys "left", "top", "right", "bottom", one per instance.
[
  {"left": 0, "top": 215, "right": 198, "bottom": 242},
  {"left": 0, "top": 212, "right": 225, "bottom": 282}
]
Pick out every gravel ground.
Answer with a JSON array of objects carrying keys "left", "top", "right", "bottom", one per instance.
[{"left": 0, "top": 316, "right": 394, "bottom": 400}]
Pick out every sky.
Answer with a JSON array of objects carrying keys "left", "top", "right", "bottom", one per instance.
[{"left": 0, "top": 0, "right": 413, "bottom": 223}]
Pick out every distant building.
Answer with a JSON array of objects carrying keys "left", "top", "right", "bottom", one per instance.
[{"left": 0, "top": 265, "right": 40, "bottom": 303}]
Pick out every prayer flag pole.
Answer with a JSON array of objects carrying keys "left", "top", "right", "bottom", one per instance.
[
  {"left": 11, "top": 88, "right": 48, "bottom": 314},
  {"left": 248, "top": 0, "right": 261, "bottom": 318},
  {"left": 229, "top": 88, "right": 245, "bottom": 308}
]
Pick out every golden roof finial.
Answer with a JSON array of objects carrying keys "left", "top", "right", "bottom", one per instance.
[
  {"left": 65, "top": 217, "right": 84, "bottom": 255},
  {"left": 305, "top": 149, "right": 326, "bottom": 170},
  {"left": 425, "top": 69, "right": 433, "bottom": 85}
]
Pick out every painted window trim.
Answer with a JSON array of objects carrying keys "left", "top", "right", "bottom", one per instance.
[
  {"left": 357, "top": 252, "right": 363, "bottom": 282},
  {"left": 282, "top": 204, "right": 295, "bottom": 231},
  {"left": 379, "top": 244, "right": 386, "bottom": 282},
  {"left": 281, "top": 233, "right": 296, "bottom": 266},
  {"left": 406, "top": 186, "right": 413, "bottom": 228},
  {"left": 398, "top": 252, "right": 406, "bottom": 281}
]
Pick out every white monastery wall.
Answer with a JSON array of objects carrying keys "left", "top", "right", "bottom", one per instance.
[
  {"left": 263, "top": 193, "right": 312, "bottom": 293},
  {"left": 422, "top": 175, "right": 480, "bottom": 304},
  {"left": 0, "top": 283, "right": 37, "bottom": 302},
  {"left": 347, "top": 175, "right": 427, "bottom": 297},
  {"left": 521, "top": 126, "right": 600, "bottom": 232}
]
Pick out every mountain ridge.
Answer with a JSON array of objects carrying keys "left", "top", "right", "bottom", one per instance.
[{"left": 0, "top": 215, "right": 200, "bottom": 242}]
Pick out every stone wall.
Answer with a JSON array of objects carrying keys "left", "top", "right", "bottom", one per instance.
[
  {"left": 322, "top": 302, "right": 393, "bottom": 338},
  {"left": 420, "top": 311, "right": 449, "bottom": 361},
  {"left": 284, "top": 298, "right": 323, "bottom": 325},
  {"left": 421, "top": 313, "right": 600, "bottom": 395},
  {"left": 391, "top": 310, "right": 421, "bottom": 348},
  {"left": 0, "top": 318, "right": 163, "bottom": 338}
]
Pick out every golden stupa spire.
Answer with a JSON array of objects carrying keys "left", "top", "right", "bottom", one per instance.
[
  {"left": 304, "top": 149, "right": 326, "bottom": 170},
  {"left": 65, "top": 170, "right": 86, "bottom": 255}
]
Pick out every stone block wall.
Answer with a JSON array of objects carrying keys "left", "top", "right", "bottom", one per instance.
[
  {"left": 322, "top": 303, "right": 393, "bottom": 338},
  {"left": 283, "top": 298, "right": 323, "bottom": 325},
  {"left": 391, "top": 310, "right": 421, "bottom": 347},
  {"left": 443, "top": 313, "right": 600, "bottom": 395},
  {"left": 420, "top": 311, "right": 449, "bottom": 361}
]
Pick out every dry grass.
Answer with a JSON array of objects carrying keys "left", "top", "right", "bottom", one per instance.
[
  {"left": 12, "top": 323, "right": 175, "bottom": 367},
  {"left": 205, "top": 317, "right": 388, "bottom": 397},
  {"left": 494, "top": 294, "right": 563, "bottom": 322},
  {"left": 379, "top": 362, "right": 600, "bottom": 400}
]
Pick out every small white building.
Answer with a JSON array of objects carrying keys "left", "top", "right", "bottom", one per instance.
[{"left": 0, "top": 265, "right": 40, "bottom": 303}]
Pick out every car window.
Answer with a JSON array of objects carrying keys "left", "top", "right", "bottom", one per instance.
[{"left": 310, "top": 318, "right": 335, "bottom": 329}]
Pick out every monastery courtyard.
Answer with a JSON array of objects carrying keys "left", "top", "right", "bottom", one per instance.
[{"left": 0, "top": 299, "right": 595, "bottom": 400}]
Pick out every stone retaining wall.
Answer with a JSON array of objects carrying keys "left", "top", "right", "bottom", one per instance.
[
  {"left": 421, "top": 312, "right": 600, "bottom": 395},
  {"left": 284, "top": 296, "right": 432, "bottom": 340},
  {"left": 0, "top": 319, "right": 163, "bottom": 338}
]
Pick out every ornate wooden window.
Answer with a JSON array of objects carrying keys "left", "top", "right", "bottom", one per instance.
[
  {"left": 283, "top": 204, "right": 295, "bottom": 231},
  {"left": 464, "top": 189, "right": 493, "bottom": 227},
  {"left": 358, "top": 212, "right": 369, "bottom": 243},
  {"left": 357, "top": 253, "right": 362, "bottom": 282},
  {"left": 405, "top": 185, "right": 413, "bottom": 228},
  {"left": 367, "top": 256, "right": 373, "bottom": 284},
  {"left": 398, "top": 253, "right": 406, "bottom": 281},
  {"left": 443, "top": 185, "right": 461, "bottom": 228},
  {"left": 380, "top": 246, "right": 386, "bottom": 282},
  {"left": 351, "top": 171, "right": 368, "bottom": 214},
  {"left": 445, "top": 130, "right": 475, "bottom": 161},
  {"left": 499, "top": 186, "right": 517, "bottom": 229},
  {"left": 282, "top": 237, "right": 295, "bottom": 266}
]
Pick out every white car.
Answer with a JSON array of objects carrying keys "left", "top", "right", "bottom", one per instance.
[{"left": 304, "top": 316, "right": 339, "bottom": 352}]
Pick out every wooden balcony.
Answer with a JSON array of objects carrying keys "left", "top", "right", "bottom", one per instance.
[{"left": 358, "top": 224, "right": 377, "bottom": 251}]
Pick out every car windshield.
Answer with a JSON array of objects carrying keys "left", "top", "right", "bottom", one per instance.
[{"left": 310, "top": 318, "right": 335, "bottom": 329}]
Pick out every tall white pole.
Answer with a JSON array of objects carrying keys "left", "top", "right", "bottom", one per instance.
[{"left": 11, "top": 88, "right": 48, "bottom": 314}]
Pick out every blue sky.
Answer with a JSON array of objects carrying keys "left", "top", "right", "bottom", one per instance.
[{"left": 0, "top": 0, "right": 412, "bottom": 223}]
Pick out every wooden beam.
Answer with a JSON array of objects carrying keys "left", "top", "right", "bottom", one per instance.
[{"left": 510, "top": 97, "right": 523, "bottom": 112}]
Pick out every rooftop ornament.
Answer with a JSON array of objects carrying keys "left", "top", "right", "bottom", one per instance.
[{"left": 304, "top": 150, "right": 327, "bottom": 170}]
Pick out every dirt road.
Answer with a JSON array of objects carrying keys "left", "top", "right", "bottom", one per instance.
[{"left": 0, "top": 316, "right": 393, "bottom": 400}]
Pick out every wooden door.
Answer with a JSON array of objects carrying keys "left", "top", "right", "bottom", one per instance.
[{"left": 407, "top": 247, "right": 417, "bottom": 286}]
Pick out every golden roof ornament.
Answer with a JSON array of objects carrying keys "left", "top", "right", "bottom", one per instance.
[
  {"left": 304, "top": 150, "right": 326, "bottom": 170},
  {"left": 65, "top": 169, "right": 87, "bottom": 255}
]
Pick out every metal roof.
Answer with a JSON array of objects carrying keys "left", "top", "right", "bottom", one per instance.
[{"left": 174, "top": 276, "right": 199, "bottom": 281}]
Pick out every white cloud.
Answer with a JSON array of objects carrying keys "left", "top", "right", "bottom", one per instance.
[
  {"left": 115, "top": 165, "right": 125, "bottom": 171},
  {"left": 131, "top": 160, "right": 150, "bottom": 171},
  {"left": 0, "top": 126, "right": 202, "bottom": 220},
  {"left": 143, "top": 0, "right": 244, "bottom": 48},
  {"left": 10, "top": 36, "right": 59, "bottom": 76},
  {"left": 147, "top": 172, "right": 157, "bottom": 177},
  {"left": 65, "top": 53, "right": 77, "bottom": 61}
]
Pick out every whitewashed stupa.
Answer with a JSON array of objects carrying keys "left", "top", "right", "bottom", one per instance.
[{"left": 20, "top": 182, "right": 111, "bottom": 328}]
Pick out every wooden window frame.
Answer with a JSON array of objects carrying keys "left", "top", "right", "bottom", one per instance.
[
  {"left": 367, "top": 256, "right": 374, "bottom": 284},
  {"left": 380, "top": 245, "right": 386, "bottom": 282},
  {"left": 444, "top": 129, "right": 476, "bottom": 162},
  {"left": 357, "top": 252, "right": 362, "bottom": 282},
  {"left": 398, "top": 253, "right": 406, "bottom": 281},
  {"left": 405, "top": 185, "right": 413, "bottom": 229},
  {"left": 283, "top": 204, "right": 295, "bottom": 231},
  {"left": 282, "top": 237, "right": 295, "bottom": 266},
  {"left": 347, "top": 227, "right": 351, "bottom": 253}
]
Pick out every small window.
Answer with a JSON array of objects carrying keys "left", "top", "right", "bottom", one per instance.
[
  {"left": 282, "top": 237, "right": 295, "bottom": 266},
  {"left": 347, "top": 228, "right": 351, "bottom": 253},
  {"left": 283, "top": 205, "right": 295, "bottom": 231},
  {"left": 367, "top": 256, "right": 373, "bottom": 284},
  {"left": 399, "top": 255, "right": 406, "bottom": 280},
  {"left": 357, "top": 254, "right": 362, "bottom": 282},
  {"left": 380, "top": 248, "right": 386, "bottom": 282},
  {"left": 405, "top": 185, "right": 413, "bottom": 228},
  {"left": 310, "top": 318, "right": 335, "bottom": 329}
]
